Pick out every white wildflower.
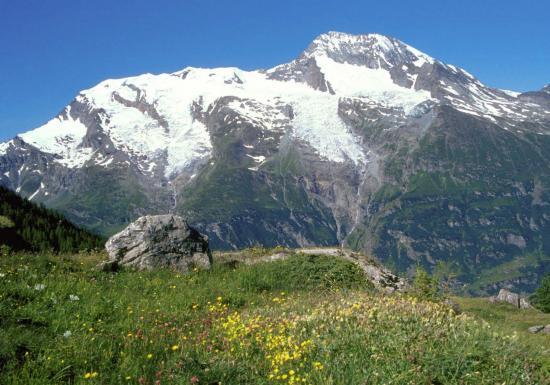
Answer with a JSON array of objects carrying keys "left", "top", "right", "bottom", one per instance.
[
  {"left": 63, "top": 330, "right": 72, "bottom": 338},
  {"left": 69, "top": 295, "right": 80, "bottom": 301},
  {"left": 34, "top": 284, "right": 46, "bottom": 291}
]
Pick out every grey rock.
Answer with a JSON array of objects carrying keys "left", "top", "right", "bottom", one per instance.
[
  {"left": 491, "top": 289, "right": 531, "bottom": 309},
  {"left": 497, "top": 289, "right": 520, "bottom": 305},
  {"left": 506, "top": 234, "right": 527, "bottom": 249},
  {"left": 527, "top": 325, "right": 544, "bottom": 334},
  {"left": 105, "top": 214, "right": 212, "bottom": 271},
  {"left": 519, "top": 297, "right": 531, "bottom": 309},
  {"left": 544, "top": 325, "right": 550, "bottom": 335}
]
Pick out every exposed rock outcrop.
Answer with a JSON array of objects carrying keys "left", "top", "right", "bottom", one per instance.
[
  {"left": 103, "top": 214, "right": 212, "bottom": 271},
  {"left": 226, "top": 247, "right": 406, "bottom": 293},
  {"left": 527, "top": 324, "right": 550, "bottom": 334},
  {"left": 488, "top": 289, "right": 530, "bottom": 309},
  {"left": 291, "top": 248, "right": 406, "bottom": 292},
  {"left": 527, "top": 325, "right": 545, "bottom": 334}
]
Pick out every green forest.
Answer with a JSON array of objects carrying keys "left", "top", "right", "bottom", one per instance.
[{"left": 0, "top": 186, "right": 104, "bottom": 253}]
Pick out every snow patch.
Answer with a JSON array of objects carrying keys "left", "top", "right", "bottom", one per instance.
[
  {"left": 246, "top": 154, "right": 266, "bottom": 163},
  {"left": 289, "top": 93, "right": 366, "bottom": 164},
  {"left": 82, "top": 72, "right": 217, "bottom": 178},
  {"left": 501, "top": 89, "right": 520, "bottom": 98},
  {"left": 0, "top": 140, "right": 13, "bottom": 154},
  {"left": 19, "top": 115, "right": 91, "bottom": 168},
  {"left": 28, "top": 186, "right": 41, "bottom": 201},
  {"left": 315, "top": 55, "right": 432, "bottom": 113}
]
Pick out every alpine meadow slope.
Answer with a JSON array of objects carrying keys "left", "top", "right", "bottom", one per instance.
[{"left": 1, "top": 32, "right": 550, "bottom": 293}]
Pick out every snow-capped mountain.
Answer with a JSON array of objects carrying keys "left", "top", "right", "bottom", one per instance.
[{"left": 1, "top": 32, "right": 550, "bottom": 292}]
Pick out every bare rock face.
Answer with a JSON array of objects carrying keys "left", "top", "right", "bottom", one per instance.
[
  {"left": 488, "top": 288, "right": 531, "bottom": 309},
  {"left": 104, "top": 215, "right": 212, "bottom": 271}
]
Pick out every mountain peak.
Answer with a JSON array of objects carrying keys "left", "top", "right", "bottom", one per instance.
[
  {"left": 312, "top": 31, "right": 395, "bottom": 50},
  {"left": 303, "top": 31, "right": 434, "bottom": 69}
]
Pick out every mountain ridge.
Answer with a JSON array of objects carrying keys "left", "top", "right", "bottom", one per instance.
[{"left": 1, "top": 31, "right": 549, "bottom": 293}]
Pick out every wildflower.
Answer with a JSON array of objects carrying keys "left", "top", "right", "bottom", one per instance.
[
  {"left": 84, "top": 372, "right": 98, "bottom": 379},
  {"left": 190, "top": 375, "right": 199, "bottom": 383},
  {"left": 69, "top": 294, "right": 80, "bottom": 301},
  {"left": 171, "top": 345, "right": 179, "bottom": 351},
  {"left": 34, "top": 283, "right": 46, "bottom": 291},
  {"left": 147, "top": 353, "right": 153, "bottom": 359},
  {"left": 63, "top": 330, "right": 72, "bottom": 338}
]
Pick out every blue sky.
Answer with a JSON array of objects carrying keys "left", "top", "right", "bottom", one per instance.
[{"left": 0, "top": 0, "right": 548, "bottom": 142}]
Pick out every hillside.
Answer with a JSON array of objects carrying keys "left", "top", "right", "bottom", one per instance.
[
  {"left": 0, "top": 186, "right": 104, "bottom": 253},
  {"left": 1, "top": 32, "right": 550, "bottom": 292},
  {"left": 0, "top": 250, "right": 548, "bottom": 384}
]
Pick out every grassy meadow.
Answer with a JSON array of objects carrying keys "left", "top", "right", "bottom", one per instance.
[{"left": 1, "top": 251, "right": 549, "bottom": 384}]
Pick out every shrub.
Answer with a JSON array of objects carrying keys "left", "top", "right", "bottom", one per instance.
[
  {"left": 0, "top": 244, "right": 11, "bottom": 257},
  {"left": 411, "top": 266, "right": 440, "bottom": 301},
  {"left": 0, "top": 215, "right": 15, "bottom": 229}
]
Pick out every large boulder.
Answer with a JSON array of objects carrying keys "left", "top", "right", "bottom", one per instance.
[
  {"left": 488, "top": 288, "right": 531, "bottom": 309},
  {"left": 104, "top": 215, "right": 212, "bottom": 271},
  {"left": 527, "top": 325, "right": 550, "bottom": 334}
]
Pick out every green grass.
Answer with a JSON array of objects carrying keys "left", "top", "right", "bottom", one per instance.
[
  {"left": 454, "top": 297, "right": 550, "bottom": 370},
  {"left": 0, "top": 252, "right": 548, "bottom": 384}
]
